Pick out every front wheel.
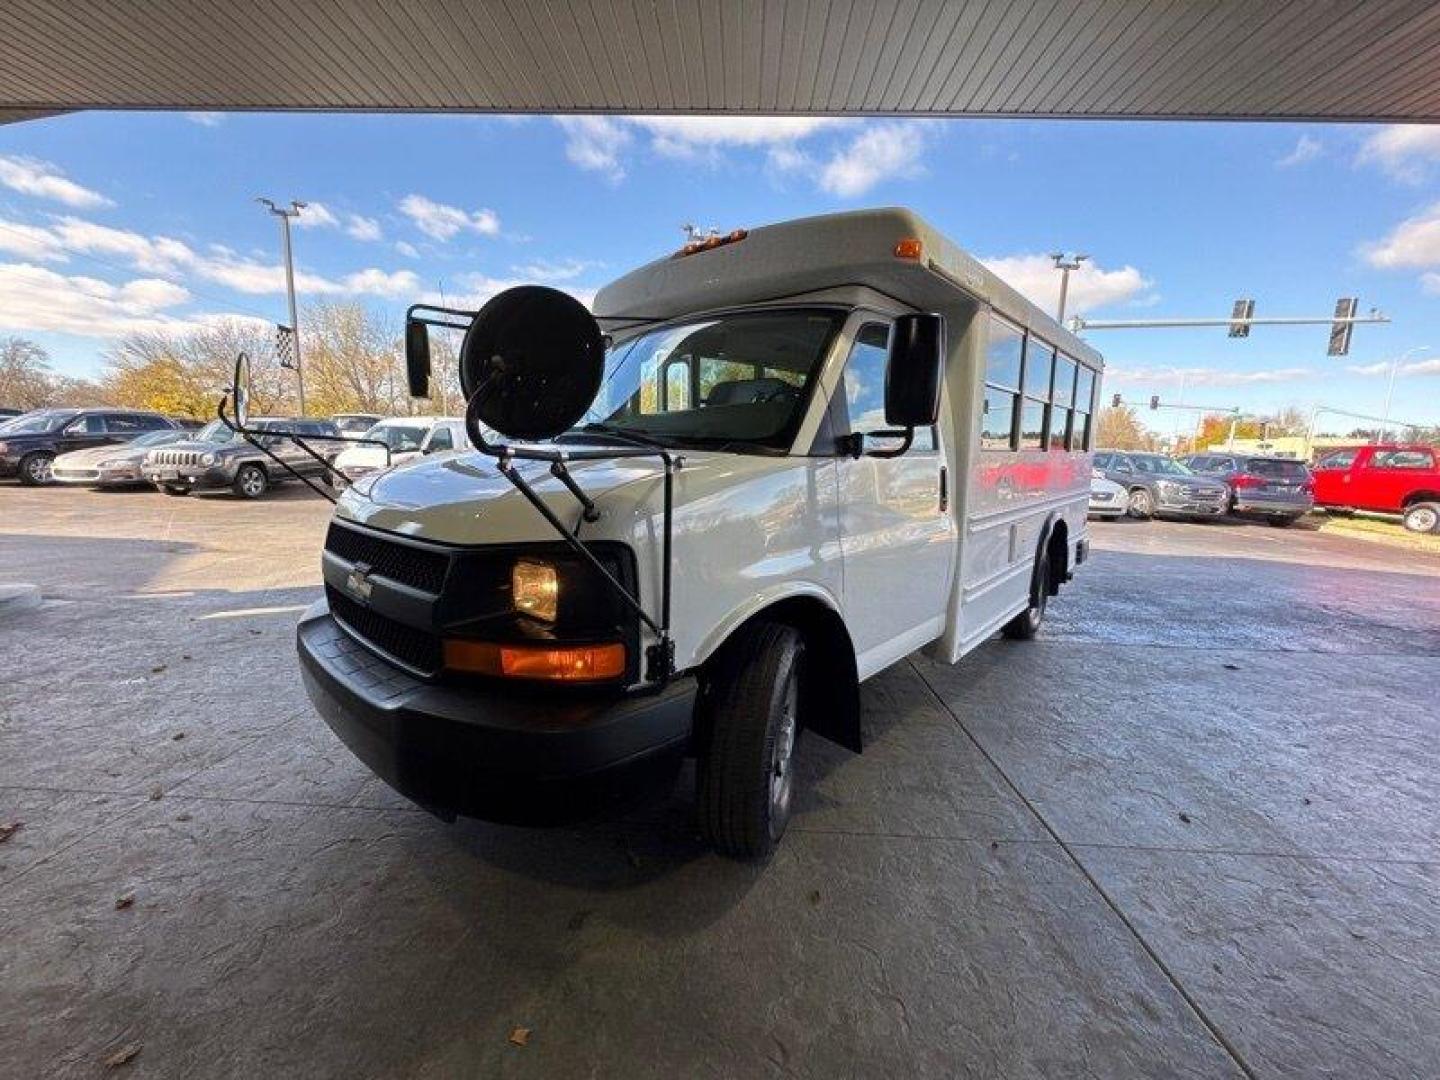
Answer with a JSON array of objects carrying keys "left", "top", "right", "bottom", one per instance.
[
  {"left": 1403, "top": 502, "right": 1440, "bottom": 534},
  {"left": 159, "top": 483, "right": 190, "bottom": 497},
  {"left": 232, "top": 464, "right": 268, "bottom": 499},
  {"left": 696, "top": 622, "right": 804, "bottom": 860},
  {"left": 1127, "top": 487, "right": 1154, "bottom": 519},
  {"left": 17, "top": 452, "right": 54, "bottom": 486}
]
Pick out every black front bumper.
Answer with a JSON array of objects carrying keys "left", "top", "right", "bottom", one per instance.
[{"left": 296, "top": 600, "right": 696, "bottom": 824}]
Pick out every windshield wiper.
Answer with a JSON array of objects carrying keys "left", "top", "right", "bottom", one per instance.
[{"left": 556, "top": 422, "right": 672, "bottom": 450}]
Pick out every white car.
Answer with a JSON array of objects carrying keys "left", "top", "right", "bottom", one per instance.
[
  {"left": 331, "top": 416, "right": 464, "bottom": 484},
  {"left": 1089, "top": 472, "right": 1127, "bottom": 518}
]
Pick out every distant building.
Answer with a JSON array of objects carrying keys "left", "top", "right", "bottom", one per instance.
[{"left": 1204, "top": 435, "right": 1356, "bottom": 460}]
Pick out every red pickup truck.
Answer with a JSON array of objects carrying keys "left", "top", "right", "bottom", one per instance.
[{"left": 1311, "top": 444, "right": 1440, "bottom": 533}]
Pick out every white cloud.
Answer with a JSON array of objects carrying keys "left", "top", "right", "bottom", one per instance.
[
  {"left": 399, "top": 194, "right": 501, "bottom": 240},
  {"left": 0, "top": 155, "right": 112, "bottom": 209},
  {"left": 336, "top": 267, "right": 419, "bottom": 298},
  {"left": 1277, "top": 135, "right": 1322, "bottom": 168},
  {"left": 1358, "top": 125, "right": 1440, "bottom": 183},
  {"left": 554, "top": 116, "right": 633, "bottom": 182},
  {"left": 1104, "top": 365, "right": 1312, "bottom": 388},
  {"left": 818, "top": 123, "right": 926, "bottom": 197},
  {"left": 511, "top": 257, "right": 595, "bottom": 281},
  {"left": 395, "top": 240, "right": 420, "bottom": 259},
  {"left": 1360, "top": 201, "right": 1440, "bottom": 269},
  {"left": 346, "top": 215, "right": 382, "bottom": 242},
  {"left": 632, "top": 116, "right": 839, "bottom": 161},
  {"left": 1346, "top": 360, "right": 1392, "bottom": 376},
  {"left": 185, "top": 112, "right": 225, "bottom": 127},
  {"left": 1348, "top": 353, "right": 1440, "bottom": 377},
  {"left": 295, "top": 202, "right": 340, "bottom": 229},
  {"left": 0, "top": 262, "right": 198, "bottom": 338},
  {"left": 979, "top": 254, "right": 1152, "bottom": 315},
  {"left": 428, "top": 268, "right": 599, "bottom": 313},
  {"left": 0, "top": 218, "right": 69, "bottom": 262}
]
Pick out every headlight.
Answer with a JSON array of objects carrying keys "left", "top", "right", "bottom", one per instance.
[
  {"left": 96, "top": 459, "right": 119, "bottom": 469},
  {"left": 512, "top": 560, "right": 559, "bottom": 623},
  {"left": 200, "top": 452, "right": 217, "bottom": 466}
]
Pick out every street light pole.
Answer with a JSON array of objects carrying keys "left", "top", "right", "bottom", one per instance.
[
  {"left": 257, "top": 197, "right": 307, "bottom": 416},
  {"left": 1050, "top": 252, "right": 1088, "bottom": 323},
  {"left": 1380, "top": 345, "right": 1430, "bottom": 441}
]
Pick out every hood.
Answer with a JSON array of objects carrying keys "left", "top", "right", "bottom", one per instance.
[
  {"left": 336, "top": 446, "right": 753, "bottom": 545},
  {"left": 55, "top": 443, "right": 148, "bottom": 466},
  {"left": 151, "top": 437, "right": 237, "bottom": 454}
]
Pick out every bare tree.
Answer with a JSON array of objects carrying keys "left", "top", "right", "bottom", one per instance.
[{"left": 0, "top": 337, "right": 56, "bottom": 409}]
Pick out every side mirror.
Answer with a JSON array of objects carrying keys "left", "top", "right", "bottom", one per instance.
[
  {"left": 405, "top": 318, "right": 431, "bottom": 398},
  {"left": 885, "top": 312, "right": 945, "bottom": 428},
  {"left": 232, "top": 352, "right": 252, "bottom": 428}
]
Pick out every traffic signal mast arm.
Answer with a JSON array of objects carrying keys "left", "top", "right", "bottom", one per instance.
[{"left": 1069, "top": 299, "right": 1388, "bottom": 357}]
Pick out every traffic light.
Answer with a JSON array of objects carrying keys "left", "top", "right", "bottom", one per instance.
[
  {"left": 1149, "top": 395, "right": 1160, "bottom": 410},
  {"left": 1111, "top": 393, "right": 1122, "bottom": 408},
  {"left": 1228, "top": 299, "right": 1255, "bottom": 338},
  {"left": 1327, "top": 297, "right": 1358, "bottom": 356}
]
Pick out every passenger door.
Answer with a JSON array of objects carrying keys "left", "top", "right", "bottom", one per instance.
[
  {"left": 835, "top": 320, "right": 954, "bottom": 675},
  {"left": 1362, "top": 448, "right": 1437, "bottom": 511},
  {"left": 59, "top": 413, "right": 111, "bottom": 452}
]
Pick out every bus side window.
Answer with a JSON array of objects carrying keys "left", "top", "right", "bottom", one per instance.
[
  {"left": 982, "top": 313, "right": 1023, "bottom": 451},
  {"left": 842, "top": 322, "right": 935, "bottom": 452},
  {"left": 1073, "top": 365, "right": 1097, "bottom": 450},
  {"left": 1021, "top": 335, "right": 1054, "bottom": 450}
]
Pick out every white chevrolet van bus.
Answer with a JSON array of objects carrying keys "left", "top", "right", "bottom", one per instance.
[{"left": 251, "top": 208, "right": 1102, "bottom": 859}]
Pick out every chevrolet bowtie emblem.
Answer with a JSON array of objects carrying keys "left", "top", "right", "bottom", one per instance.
[{"left": 345, "top": 562, "right": 374, "bottom": 602}]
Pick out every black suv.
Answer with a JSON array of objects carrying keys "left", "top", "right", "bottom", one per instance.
[{"left": 0, "top": 408, "right": 180, "bottom": 485}]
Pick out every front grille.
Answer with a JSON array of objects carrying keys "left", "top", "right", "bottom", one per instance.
[
  {"left": 325, "top": 522, "right": 450, "bottom": 594},
  {"left": 1182, "top": 485, "right": 1224, "bottom": 500},
  {"left": 327, "top": 585, "right": 443, "bottom": 675},
  {"left": 151, "top": 449, "right": 206, "bottom": 467}
]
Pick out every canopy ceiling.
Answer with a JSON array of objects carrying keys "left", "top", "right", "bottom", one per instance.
[{"left": 1, "top": 1, "right": 1438, "bottom": 123}]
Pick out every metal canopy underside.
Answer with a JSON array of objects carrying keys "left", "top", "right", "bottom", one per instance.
[{"left": 1, "top": 1, "right": 1439, "bottom": 123}]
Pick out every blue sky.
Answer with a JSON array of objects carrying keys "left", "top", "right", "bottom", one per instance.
[{"left": 2, "top": 111, "right": 1439, "bottom": 433}]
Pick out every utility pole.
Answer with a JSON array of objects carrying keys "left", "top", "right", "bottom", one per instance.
[
  {"left": 1050, "top": 252, "right": 1088, "bottom": 323},
  {"left": 1380, "top": 345, "right": 1430, "bottom": 441},
  {"left": 257, "top": 197, "right": 307, "bottom": 416}
]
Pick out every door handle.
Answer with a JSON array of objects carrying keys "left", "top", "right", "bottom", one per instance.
[{"left": 939, "top": 465, "right": 948, "bottom": 512}]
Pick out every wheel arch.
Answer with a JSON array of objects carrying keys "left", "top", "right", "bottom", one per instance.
[
  {"left": 696, "top": 587, "right": 862, "bottom": 754},
  {"left": 1401, "top": 490, "right": 1440, "bottom": 507}
]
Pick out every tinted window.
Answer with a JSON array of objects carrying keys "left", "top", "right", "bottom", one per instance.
[
  {"left": 981, "top": 389, "right": 1015, "bottom": 451},
  {"left": 67, "top": 414, "right": 106, "bottom": 434},
  {"left": 1371, "top": 449, "right": 1434, "bottom": 469},
  {"left": 1245, "top": 458, "right": 1308, "bottom": 478},
  {"left": 1315, "top": 449, "right": 1357, "bottom": 469},
  {"left": 1051, "top": 354, "right": 1077, "bottom": 409},
  {"left": 1024, "top": 339, "right": 1054, "bottom": 401},
  {"left": 984, "top": 315, "right": 1023, "bottom": 390},
  {"left": 1076, "top": 366, "right": 1096, "bottom": 414},
  {"left": 426, "top": 425, "right": 454, "bottom": 452},
  {"left": 1093, "top": 452, "right": 1112, "bottom": 469},
  {"left": 1019, "top": 401, "right": 1046, "bottom": 450}
]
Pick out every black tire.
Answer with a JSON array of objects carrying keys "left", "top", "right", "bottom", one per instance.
[
  {"left": 1267, "top": 516, "right": 1295, "bottom": 528},
  {"left": 1127, "top": 487, "right": 1154, "bottom": 519},
  {"left": 232, "top": 464, "right": 268, "bottom": 499},
  {"left": 159, "top": 483, "right": 189, "bottom": 497},
  {"left": 696, "top": 622, "right": 804, "bottom": 860},
  {"left": 17, "top": 451, "right": 54, "bottom": 486},
  {"left": 1402, "top": 502, "right": 1440, "bottom": 534},
  {"left": 1002, "top": 547, "right": 1051, "bottom": 640}
]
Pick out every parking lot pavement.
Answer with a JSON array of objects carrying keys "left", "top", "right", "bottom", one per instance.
[{"left": 2, "top": 488, "right": 1437, "bottom": 1079}]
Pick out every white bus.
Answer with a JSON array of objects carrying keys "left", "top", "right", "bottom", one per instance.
[{"left": 284, "top": 207, "right": 1103, "bottom": 859}]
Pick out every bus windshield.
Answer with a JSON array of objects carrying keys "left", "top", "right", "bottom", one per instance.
[{"left": 579, "top": 308, "right": 845, "bottom": 450}]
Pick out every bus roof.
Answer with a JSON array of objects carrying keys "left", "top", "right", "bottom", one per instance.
[{"left": 594, "top": 208, "right": 1102, "bottom": 370}]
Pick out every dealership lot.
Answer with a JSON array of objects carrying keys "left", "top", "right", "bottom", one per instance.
[{"left": 2, "top": 487, "right": 1438, "bottom": 1078}]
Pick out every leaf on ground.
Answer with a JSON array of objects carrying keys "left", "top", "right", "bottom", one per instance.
[
  {"left": 171, "top": 732, "right": 185, "bottom": 741},
  {"left": 148, "top": 785, "right": 163, "bottom": 801},
  {"left": 1178, "top": 812, "right": 1192, "bottom": 824},
  {"left": 115, "top": 892, "right": 135, "bottom": 910},
  {"left": 150, "top": 664, "right": 166, "bottom": 674},
  {"left": 1222, "top": 663, "right": 1240, "bottom": 671},
  {"left": 509, "top": 1026, "right": 531, "bottom": 1047},
  {"left": 566, "top": 909, "right": 593, "bottom": 931},
  {"left": 808, "top": 889, "right": 821, "bottom": 905},
  {"left": 0, "top": 821, "right": 22, "bottom": 843},
  {"left": 103, "top": 1044, "right": 141, "bottom": 1068},
  {"left": 175, "top": 812, "right": 192, "bottom": 823}
]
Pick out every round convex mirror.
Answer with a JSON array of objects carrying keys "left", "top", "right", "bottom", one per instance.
[
  {"left": 459, "top": 286, "right": 605, "bottom": 442},
  {"left": 232, "top": 352, "right": 252, "bottom": 428}
]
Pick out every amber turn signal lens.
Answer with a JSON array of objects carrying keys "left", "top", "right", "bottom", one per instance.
[
  {"left": 443, "top": 640, "right": 626, "bottom": 681},
  {"left": 894, "top": 237, "right": 924, "bottom": 259}
]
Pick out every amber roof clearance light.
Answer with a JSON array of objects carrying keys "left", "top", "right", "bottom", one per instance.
[{"left": 894, "top": 238, "right": 924, "bottom": 260}]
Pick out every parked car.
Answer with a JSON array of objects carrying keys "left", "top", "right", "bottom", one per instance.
[
  {"left": 1092, "top": 450, "right": 1230, "bottom": 520},
  {"left": 141, "top": 416, "right": 343, "bottom": 499},
  {"left": 1311, "top": 444, "right": 1440, "bottom": 534},
  {"left": 332, "top": 412, "right": 385, "bottom": 435},
  {"left": 331, "top": 416, "right": 465, "bottom": 485},
  {"left": 0, "top": 407, "right": 21, "bottom": 422},
  {"left": 52, "top": 429, "right": 192, "bottom": 487},
  {"left": 1088, "top": 471, "right": 1127, "bottom": 519},
  {"left": 0, "top": 408, "right": 181, "bottom": 485},
  {"left": 1177, "top": 452, "right": 1314, "bottom": 526}
]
